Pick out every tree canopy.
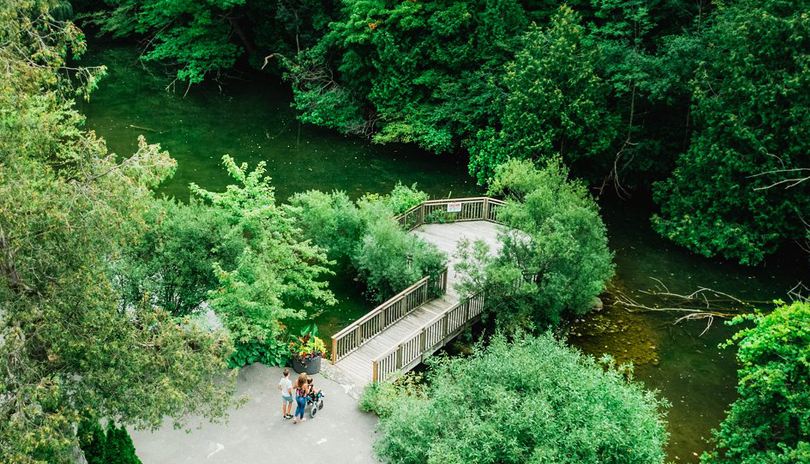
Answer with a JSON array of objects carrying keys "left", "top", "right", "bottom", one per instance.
[
  {"left": 0, "top": 2, "right": 236, "bottom": 461},
  {"left": 362, "top": 333, "right": 669, "bottom": 464},
  {"left": 457, "top": 158, "right": 615, "bottom": 328},
  {"left": 702, "top": 300, "right": 810, "bottom": 464}
]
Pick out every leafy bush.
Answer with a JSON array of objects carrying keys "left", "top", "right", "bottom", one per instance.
[
  {"left": 359, "top": 374, "right": 424, "bottom": 418},
  {"left": 286, "top": 189, "right": 364, "bottom": 259},
  {"left": 388, "top": 182, "right": 430, "bottom": 215},
  {"left": 287, "top": 183, "right": 444, "bottom": 302},
  {"left": 353, "top": 219, "right": 447, "bottom": 302},
  {"left": 227, "top": 338, "right": 290, "bottom": 369},
  {"left": 458, "top": 158, "right": 615, "bottom": 328},
  {"left": 370, "top": 333, "right": 669, "bottom": 464},
  {"left": 701, "top": 301, "right": 810, "bottom": 464},
  {"left": 194, "top": 156, "right": 336, "bottom": 368}
]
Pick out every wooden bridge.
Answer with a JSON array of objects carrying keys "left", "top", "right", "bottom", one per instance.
[{"left": 330, "top": 197, "right": 506, "bottom": 386}]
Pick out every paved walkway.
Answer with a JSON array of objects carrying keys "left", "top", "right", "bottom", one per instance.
[{"left": 130, "top": 364, "right": 380, "bottom": 464}]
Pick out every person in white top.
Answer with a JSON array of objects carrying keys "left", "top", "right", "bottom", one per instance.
[{"left": 277, "top": 368, "right": 294, "bottom": 419}]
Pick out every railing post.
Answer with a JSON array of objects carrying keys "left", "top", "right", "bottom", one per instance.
[
  {"left": 373, "top": 361, "right": 378, "bottom": 382},
  {"left": 332, "top": 336, "right": 338, "bottom": 364},
  {"left": 396, "top": 345, "right": 402, "bottom": 370},
  {"left": 483, "top": 198, "right": 490, "bottom": 221}
]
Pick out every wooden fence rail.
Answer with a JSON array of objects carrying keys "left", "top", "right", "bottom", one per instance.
[
  {"left": 396, "top": 197, "right": 506, "bottom": 231},
  {"left": 372, "top": 290, "right": 486, "bottom": 382},
  {"left": 331, "top": 268, "right": 448, "bottom": 364}
]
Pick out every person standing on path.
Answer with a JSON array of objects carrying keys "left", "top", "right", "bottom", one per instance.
[
  {"left": 293, "top": 372, "right": 309, "bottom": 424},
  {"left": 277, "top": 368, "right": 293, "bottom": 419}
]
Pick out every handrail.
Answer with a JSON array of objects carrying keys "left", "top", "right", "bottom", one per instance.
[
  {"left": 331, "top": 268, "right": 448, "bottom": 364},
  {"left": 331, "top": 276, "right": 428, "bottom": 340},
  {"left": 371, "top": 290, "right": 486, "bottom": 382},
  {"left": 395, "top": 197, "right": 506, "bottom": 231}
]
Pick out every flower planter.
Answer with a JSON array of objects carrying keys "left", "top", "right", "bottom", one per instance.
[{"left": 292, "top": 356, "right": 322, "bottom": 375}]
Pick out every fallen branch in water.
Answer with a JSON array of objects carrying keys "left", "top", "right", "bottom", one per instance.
[
  {"left": 128, "top": 124, "right": 162, "bottom": 134},
  {"left": 611, "top": 278, "right": 757, "bottom": 336}
]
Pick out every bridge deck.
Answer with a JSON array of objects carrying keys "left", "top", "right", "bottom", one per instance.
[{"left": 334, "top": 220, "right": 504, "bottom": 387}]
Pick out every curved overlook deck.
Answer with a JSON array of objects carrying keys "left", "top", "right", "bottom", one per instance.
[{"left": 330, "top": 198, "right": 507, "bottom": 387}]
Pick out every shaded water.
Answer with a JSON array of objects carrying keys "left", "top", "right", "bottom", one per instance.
[{"left": 80, "top": 45, "right": 807, "bottom": 463}]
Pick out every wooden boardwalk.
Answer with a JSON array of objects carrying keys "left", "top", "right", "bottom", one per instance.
[{"left": 331, "top": 197, "right": 507, "bottom": 387}]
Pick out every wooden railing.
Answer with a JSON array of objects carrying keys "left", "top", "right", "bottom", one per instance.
[
  {"left": 395, "top": 197, "right": 506, "bottom": 231},
  {"left": 372, "top": 290, "right": 486, "bottom": 382},
  {"left": 331, "top": 268, "right": 448, "bottom": 364}
]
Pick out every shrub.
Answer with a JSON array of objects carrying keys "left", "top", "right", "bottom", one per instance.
[
  {"left": 701, "top": 301, "right": 810, "bottom": 464},
  {"left": 285, "top": 190, "right": 364, "bottom": 259},
  {"left": 388, "top": 182, "right": 429, "bottom": 215},
  {"left": 353, "top": 219, "right": 447, "bottom": 302},
  {"left": 227, "top": 338, "right": 290, "bottom": 369},
  {"left": 371, "top": 333, "right": 669, "bottom": 464}
]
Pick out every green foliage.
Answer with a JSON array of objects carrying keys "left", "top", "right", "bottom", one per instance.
[
  {"left": 652, "top": 0, "right": 810, "bottom": 265},
  {"left": 388, "top": 182, "right": 430, "bottom": 215},
  {"left": 286, "top": 189, "right": 364, "bottom": 259},
  {"left": 191, "top": 156, "right": 336, "bottom": 367},
  {"left": 85, "top": 0, "right": 247, "bottom": 84},
  {"left": 702, "top": 301, "right": 810, "bottom": 464},
  {"left": 459, "top": 159, "right": 615, "bottom": 328},
  {"left": 289, "top": 331, "right": 327, "bottom": 361},
  {"left": 469, "top": 6, "right": 619, "bottom": 184},
  {"left": 103, "top": 422, "right": 141, "bottom": 464},
  {"left": 227, "top": 339, "right": 290, "bottom": 369},
  {"left": 0, "top": 4, "right": 236, "bottom": 462},
  {"left": 78, "top": 421, "right": 142, "bottom": 464},
  {"left": 116, "top": 198, "right": 243, "bottom": 316},
  {"left": 77, "top": 420, "right": 106, "bottom": 464},
  {"left": 353, "top": 218, "right": 447, "bottom": 302},
  {"left": 287, "top": 183, "right": 444, "bottom": 302},
  {"left": 370, "top": 333, "right": 669, "bottom": 464},
  {"left": 358, "top": 373, "right": 424, "bottom": 418},
  {"left": 286, "top": 0, "right": 529, "bottom": 151}
]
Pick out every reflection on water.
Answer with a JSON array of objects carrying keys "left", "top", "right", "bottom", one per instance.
[{"left": 80, "top": 44, "right": 808, "bottom": 464}]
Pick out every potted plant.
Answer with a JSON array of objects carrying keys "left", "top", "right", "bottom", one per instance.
[{"left": 289, "top": 327, "right": 326, "bottom": 374}]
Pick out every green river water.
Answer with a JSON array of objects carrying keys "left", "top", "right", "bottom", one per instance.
[{"left": 80, "top": 45, "right": 806, "bottom": 463}]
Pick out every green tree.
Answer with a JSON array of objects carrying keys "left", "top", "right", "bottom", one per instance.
[
  {"left": 191, "top": 156, "right": 336, "bottom": 366},
  {"left": 0, "top": 3, "right": 236, "bottom": 462},
  {"left": 702, "top": 301, "right": 810, "bottom": 464},
  {"left": 286, "top": 0, "right": 529, "bottom": 151},
  {"left": 286, "top": 189, "right": 366, "bottom": 260},
  {"left": 652, "top": 0, "right": 810, "bottom": 265},
  {"left": 459, "top": 159, "right": 614, "bottom": 328},
  {"left": 364, "top": 333, "right": 669, "bottom": 464},
  {"left": 77, "top": 420, "right": 106, "bottom": 464},
  {"left": 116, "top": 198, "right": 243, "bottom": 316},
  {"left": 468, "top": 6, "right": 619, "bottom": 185},
  {"left": 85, "top": 0, "right": 249, "bottom": 85}
]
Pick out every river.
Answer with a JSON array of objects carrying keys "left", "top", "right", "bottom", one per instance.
[{"left": 79, "top": 44, "right": 806, "bottom": 463}]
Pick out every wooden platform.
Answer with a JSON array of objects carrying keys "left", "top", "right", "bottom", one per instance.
[{"left": 333, "top": 220, "right": 504, "bottom": 387}]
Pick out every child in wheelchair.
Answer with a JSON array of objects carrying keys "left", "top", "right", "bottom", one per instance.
[{"left": 305, "top": 376, "right": 325, "bottom": 418}]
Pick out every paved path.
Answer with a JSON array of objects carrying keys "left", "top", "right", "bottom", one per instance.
[{"left": 130, "top": 364, "right": 380, "bottom": 464}]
